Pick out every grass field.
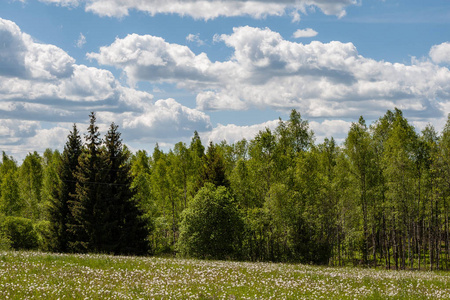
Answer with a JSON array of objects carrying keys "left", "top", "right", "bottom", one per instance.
[{"left": 0, "top": 251, "right": 450, "bottom": 299}]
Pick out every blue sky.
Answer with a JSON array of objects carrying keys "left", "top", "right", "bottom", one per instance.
[{"left": 1, "top": 0, "right": 450, "bottom": 159}]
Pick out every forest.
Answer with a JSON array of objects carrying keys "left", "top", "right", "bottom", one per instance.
[{"left": 1, "top": 108, "right": 450, "bottom": 271}]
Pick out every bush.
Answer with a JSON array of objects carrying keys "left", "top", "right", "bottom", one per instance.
[
  {"left": 1, "top": 216, "right": 38, "bottom": 250},
  {"left": 177, "top": 183, "right": 244, "bottom": 260},
  {"left": 0, "top": 231, "right": 11, "bottom": 250},
  {"left": 34, "top": 220, "right": 52, "bottom": 252},
  {"left": 0, "top": 215, "right": 11, "bottom": 250}
]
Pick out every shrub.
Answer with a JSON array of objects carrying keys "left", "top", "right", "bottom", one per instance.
[
  {"left": 177, "top": 183, "right": 243, "bottom": 260},
  {"left": 34, "top": 220, "right": 52, "bottom": 252},
  {"left": 1, "top": 216, "right": 38, "bottom": 250},
  {"left": 0, "top": 231, "right": 11, "bottom": 250}
]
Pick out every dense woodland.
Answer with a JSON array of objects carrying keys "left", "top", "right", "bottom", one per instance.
[{"left": 1, "top": 109, "right": 450, "bottom": 271}]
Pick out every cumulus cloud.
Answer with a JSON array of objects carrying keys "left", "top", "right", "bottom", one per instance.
[
  {"left": 0, "top": 18, "right": 74, "bottom": 80},
  {"left": 89, "top": 26, "right": 450, "bottom": 122},
  {"left": 87, "top": 33, "right": 214, "bottom": 87},
  {"left": 0, "top": 18, "right": 28, "bottom": 78},
  {"left": 2, "top": 17, "right": 450, "bottom": 160},
  {"left": 0, "top": 119, "right": 40, "bottom": 140},
  {"left": 0, "top": 120, "right": 65, "bottom": 159},
  {"left": 120, "top": 98, "right": 212, "bottom": 139},
  {"left": 37, "top": 0, "right": 356, "bottom": 20},
  {"left": 203, "top": 120, "right": 279, "bottom": 144},
  {"left": 203, "top": 118, "right": 352, "bottom": 146},
  {"left": 309, "top": 119, "right": 352, "bottom": 143},
  {"left": 293, "top": 28, "right": 318, "bottom": 38},
  {"left": 26, "top": 126, "right": 71, "bottom": 151},
  {"left": 0, "top": 18, "right": 213, "bottom": 157},
  {"left": 60, "top": 65, "right": 117, "bottom": 101},
  {"left": 430, "top": 42, "right": 450, "bottom": 64}
]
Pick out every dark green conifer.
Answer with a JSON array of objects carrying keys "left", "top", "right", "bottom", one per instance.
[
  {"left": 48, "top": 124, "right": 82, "bottom": 252},
  {"left": 202, "top": 142, "right": 230, "bottom": 188},
  {"left": 103, "top": 123, "right": 149, "bottom": 255},
  {"left": 70, "top": 112, "right": 104, "bottom": 252}
]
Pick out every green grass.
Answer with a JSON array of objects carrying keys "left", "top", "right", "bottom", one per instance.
[{"left": 0, "top": 251, "right": 450, "bottom": 299}]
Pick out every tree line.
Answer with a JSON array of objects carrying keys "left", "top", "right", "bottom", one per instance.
[{"left": 1, "top": 109, "right": 450, "bottom": 270}]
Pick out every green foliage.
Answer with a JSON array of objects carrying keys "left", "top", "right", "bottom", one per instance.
[
  {"left": 0, "top": 151, "right": 21, "bottom": 217},
  {"left": 150, "top": 145, "right": 181, "bottom": 253},
  {"left": 344, "top": 116, "right": 376, "bottom": 264},
  {"left": 131, "top": 150, "right": 153, "bottom": 212},
  {"left": 18, "top": 151, "right": 44, "bottom": 221},
  {"left": 1, "top": 216, "right": 38, "bottom": 250},
  {"left": 0, "top": 152, "right": 18, "bottom": 178},
  {"left": 0, "top": 169, "right": 22, "bottom": 216},
  {"left": 230, "top": 158, "right": 258, "bottom": 208},
  {"left": 202, "top": 142, "right": 230, "bottom": 188},
  {"left": 0, "top": 231, "right": 11, "bottom": 250},
  {"left": 189, "top": 131, "right": 205, "bottom": 193},
  {"left": 178, "top": 183, "right": 243, "bottom": 260},
  {"left": 34, "top": 220, "right": 52, "bottom": 251},
  {"left": 102, "top": 122, "right": 150, "bottom": 255},
  {"left": 0, "top": 215, "right": 11, "bottom": 250},
  {"left": 2, "top": 108, "right": 450, "bottom": 270},
  {"left": 48, "top": 124, "right": 82, "bottom": 253},
  {"left": 67, "top": 115, "right": 150, "bottom": 255},
  {"left": 70, "top": 112, "right": 106, "bottom": 253}
]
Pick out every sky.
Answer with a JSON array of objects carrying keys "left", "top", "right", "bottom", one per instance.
[{"left": 1, "top": 0, "right": 450, "bottom": 160}]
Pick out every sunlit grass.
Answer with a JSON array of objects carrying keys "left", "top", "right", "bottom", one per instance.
[{"left": 0, "top": 251, "right": 450, "bottom": 299}]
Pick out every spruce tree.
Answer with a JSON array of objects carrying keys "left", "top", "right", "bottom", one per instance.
[
  {"left": 48, "top": 124, "right": 82, "bottom": 252},
  {"left": 68, "top": 114, "right": 149, "bottom": 255},
  {"left": 189, "top": 131, "right": 205, "bottom": 193},
  {"left": 202, "top": 142, "right": 230, "bottom": 188},
  {"left": 103, "top": 123, "right": 149, "bottom": 255},
  {"left": 71, "top": 112, "right": 105, "bottom": 252}
]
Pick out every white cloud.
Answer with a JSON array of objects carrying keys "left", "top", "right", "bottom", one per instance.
[
  {"left": 119, "top": 98, "right": 212, "bottom": 140},
  {"left": 26, "top": 42, "right": 74, "bottom": 80},
  {"left": 87, "top": 33, "right": 214, "bottom": 87},
  {"left": 0, "top": 119, "right": 40, "bottom": 139},
  {"left": 430, "top": 42, "right": 450, "bottom": 64},
  {"left": 60, "top": 65, "right": 117, "bottom": 101},
  {"left": 37, "top": 0, "right": 357, "bottom": 20},
  {"left": 0, "top": 18, "right": 213, "bottom": 157},
  {"left": 0, "top": 18, "right": 74, "bottom": 80},
  {"left": 76, "top": 33, "right": 86, "bottom": 48},
  {"left": 0, "top": 121, "right": 68, "bottom": 160},
  {"left": 0, "top": 64, "right": 116, "bottom": 104},
  {"left": 203, "top": 118, "right": 352, "bottom": 146},
  {"left": 26, "top": 126, "right": 71, "bottom": 151},
  {"left": 309, "top": 119, "right": 352, "bottom": 143},
  {"left": 196, "top": 91, "right": 247, "bottom": 111},
  {"left": 0, "top": 18, "right": 28, "bottom": 78},
  {"left": 2, "top": 17, "right": 450, "bottom": 160},
  {"left": 186, "top": 33, "right": 205, "bottom": 46},
  {"left": 203, "top": 120, "right": 279, "bottom": 144},
  {"left": 293, "top": 28, "right": 318, "bottom": 38},
  {"left": 89, "top": 26, "right": 450, "bottom": 123}
]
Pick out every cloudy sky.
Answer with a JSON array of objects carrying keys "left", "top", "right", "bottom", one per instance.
[{"left": 1, "top": 0, "right": 450, "bottom": 160}]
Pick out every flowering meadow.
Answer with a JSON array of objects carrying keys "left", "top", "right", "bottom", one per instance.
[{"left": 0, "top": 251, "right": 450, "bottom": 299}]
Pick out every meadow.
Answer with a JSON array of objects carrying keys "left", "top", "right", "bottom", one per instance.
[{"left": 0, "top": 251, "right": 450, "bottom": 299}]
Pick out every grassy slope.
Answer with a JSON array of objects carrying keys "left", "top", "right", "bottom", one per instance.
[{"left": 0, "top": 251, "right": 449, "bottom": 299}]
